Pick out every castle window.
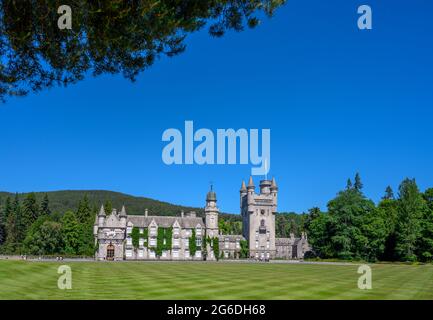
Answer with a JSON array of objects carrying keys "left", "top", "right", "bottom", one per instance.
[
  {"left": 261, "top": 210, "right": 265, "bottom": 215},
  {"left": 255, "top": 240, "right": 259, "bottom": 249},
  {"left": 173, "top": 249, "right": 179, "bottom": 258},
  {"left": 126, "top": 237, "right": 132, "bottom": 246},
  {"left": 150, "top": 238, "right": 156, "bottom": 247},
  {"left": 139, "top": 238, "right": 144, "bottom": 247},
  {"left": 225, "top": 239, "right": 229, "bottom": 249},
  {"left": 196, "top": 238, "right": 202, "bottom": 247},
  {"left": 267, "top": 241, "right": 270, "bottom": 249},
  {"left": 138, "top": 249, "right": 144, "bottom": 258},
  {"left": 236, "top": 240, "right": 240, "bottom": 249},
  {"left": 196, "top": 227, "right": 202, "bottom": 237},
  {"left": 139, "top": 228, "right": 144, "bottom": 234},
  {"left": 173, "top": 227, "right": 180, "bottom": 236},
  {"left": 259, "top": 220, "right": 266, "bottom": 234},
  {"left": 173, "top": 238, "right": 180, "bottom": 247},
  {"left": 127, "top": 227, "right": 132, "bottom": 234},
  {"left": 150, "top": 226, "right": 157, "bottom": 236},
  {"left": 126, "top": 249, "right": 132, "bottom": 258}
]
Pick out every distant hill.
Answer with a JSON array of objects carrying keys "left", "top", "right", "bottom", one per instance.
[{"left": 0, "top": 190, "right": 240, "bottom": 221}]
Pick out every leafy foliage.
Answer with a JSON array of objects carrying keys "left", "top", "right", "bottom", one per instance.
[
  {"left": 189, "top": 229, "right": 197, "bottom": 257},
  {"left": 212, "top": 237, "right": 220, "bottom": 260},
  {"left": 240, "top": 240, "right": 249, "bottom": 258},
  {"left": 131, "top": 226, "right": 140, "bottom": 249},
  {"left": 0, "top": 0, "right": 286, "bottom": 101}
]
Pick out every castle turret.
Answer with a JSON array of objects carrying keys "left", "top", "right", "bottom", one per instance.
[
  {"left": 205, "top": 186, "right": 219, "bottom": 238},
  {"left": 271, "top": 177, "right": 278, "bottom": 207},
  {"left": 259, "top": 179, "right": 272, "bottom": 194},
  {"left": 119, "top": 205, "right": 127, "bottom": 225},
  {"left": 98, "top": 205, "right": 106, "bottom": 227},
  {"left": 240, "top": 180, "right": 247, "bottom": 208}
]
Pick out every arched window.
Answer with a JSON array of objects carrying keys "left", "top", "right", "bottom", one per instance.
[{"left": 107, "top": 243, "right": 115, "bottom": 261}]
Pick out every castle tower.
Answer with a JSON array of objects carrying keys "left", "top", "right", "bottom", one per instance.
[
  {"left": 241, "top": 177, "right": 278, "bottom": 260},
  {"left": 205, "top": 186, "right": 219, "bottom": 238},
  {"left": 205, "top": 186, "right": 219, "bottom": 261}
]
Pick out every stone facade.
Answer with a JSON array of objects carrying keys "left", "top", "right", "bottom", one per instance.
[
  {"left": 240, "top": 177, "right": 310, "bottom": 260},
  {"left": 94, "top": 177, "right": 310, "bottom": 261}
]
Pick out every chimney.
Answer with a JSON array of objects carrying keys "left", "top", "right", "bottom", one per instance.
[
  {"left": 189, "top": 211, "right": 196, "bottom": 218},
  {"left": 145, "top": 209, "right": 148, "bottom": 217},
  {"left": 181, "top": 210, "right": 184, "bottom": 218}
]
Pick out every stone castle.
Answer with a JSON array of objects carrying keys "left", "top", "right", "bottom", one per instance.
[{"left": 94, "top": 177, "right": 310, "bottom": 261}]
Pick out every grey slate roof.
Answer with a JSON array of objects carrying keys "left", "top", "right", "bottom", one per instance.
[
  {"left": 276, "top": 238, "right": 300, "bottom": 245},
  {"left": 218, "top": 235, "right": 245, "bottom": 241},
  {"left": 127, "top": 215, "right": 205, "bottom": 229}
]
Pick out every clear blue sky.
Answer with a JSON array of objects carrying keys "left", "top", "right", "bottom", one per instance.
[{"left": 1, "top": 0, "right": 432, "bottom": 214}]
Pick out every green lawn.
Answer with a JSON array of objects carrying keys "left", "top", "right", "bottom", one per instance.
[{"left": 0, "top": 261, "right": 432, "bottom": 300}]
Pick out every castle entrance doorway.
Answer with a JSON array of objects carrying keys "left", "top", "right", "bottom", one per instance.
[{"left": 107, "top": 243, "right": 115, "bottom": 261}]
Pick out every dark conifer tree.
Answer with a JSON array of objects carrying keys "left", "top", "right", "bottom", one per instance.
[
  {"left": 40, "top": 193, "right": 51, "bottom": 216},
  {"left": 0, "top": 199, "right": 5, "bottom": 245},
  {"left": 22, "top": 193, "right": 40, "bottom": 234},
  {"left": 383, "top": 186, "right": 395, "bottom": 200},
  {"left": 354, "top": 173, "right": 363, "bottom": 191}
]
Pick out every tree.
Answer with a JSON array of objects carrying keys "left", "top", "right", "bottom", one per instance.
[
  {"left": 307, "top": 213, "right": 333, "bottom": 258},
  {"left": 76, "top": 195, "right": 92, "bottom": 224},
  {"left": 104, "top": 200, "right": 113, "bottom": 216},
  {"left": 22, "top": 216, "right": 63, "bottom": 255},
  {"left": 417, "top": 188, "right": 433, "bottom": 262},
  {"left": 0, "top": 199, "right": 5, "bottom": 246},
  {"left": 0, "top": 0, "right": 286, "bottom": 101},
  {"left": 326, "top": 180, "right": 385, "bottom": 261},
  {"left": 354, "top": 173, "right": 363, "bottom": 192},
  {"left": 240, "top": 240, "right": 249, "bottom": 259},
  {"left": 395, "top": 179, "right": 425, "bottom": 262},
  {"left": 303, "top": 207, "right": 322, "bottom": 235},
  {"left": 22, "top": 193, "right": 40, "bottom": 234},
  {"left": 377, "top": 197, "right": 399, "bottom": 261},
  {"left": 40, "top": 193, "right": 51, "bottom": 216},
  {"left": 61, "top": 211, "right": 82, "bottom": 255},
  {"left": 383, "top": 186, "right": 395, "bottom": 200}
]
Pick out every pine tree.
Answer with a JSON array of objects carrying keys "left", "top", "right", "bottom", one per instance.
[
  {"left": 395, "top": 178, "right": 425, "bottom": 262},
  {"left": 3, "top": 197, "right": 13, "bottom": 219},
  {"left": 346, "top": 179, "right": 353, "bottom": 190},
  {"left": 383, "top": 186, "right": 395, "bottom": 200},
  {"left": 61, "top": 211, "right": 83, "bottom": 255},
  {"left": 354, "top": 173, "right": 363, "bottom": 191},
  {"left": 4, "top": 194, "right": 23, "bottom": 252},
  {"left": 22, "top": 193, "right": 40, "bottom": 234},
  {"left": 104, "top": 200, "right": 113, "bottom": 215},
  {"left": 12, "top": 194, "right": 24, "bottom": 243},
  {"left": 0, "top": 199, "right": 5, "bottom": 245},
  {"left": 40, "top": 193, "right": 51, "bottom": 216},
  {"left": 77, "top": 195, "right": 92, "bottom": 224},
  {"left": 417, "top": 188, "right": 433, "bottom": 262}
]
